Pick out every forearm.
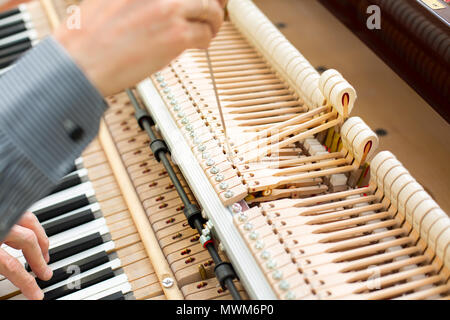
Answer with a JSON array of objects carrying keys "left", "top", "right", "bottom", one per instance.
[{"left": 0, "top": 36, "right": 106, "bottom": 240}]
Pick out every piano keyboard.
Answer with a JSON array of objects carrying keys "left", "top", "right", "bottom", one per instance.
[
  {"left": 0, "top": 1, "right": 49, "bottom": 74},
  {"left": 0, "top": 0, "right": 75, "bottom": 75},
  {"left": 0, "top": 91, "right": 249, "bottom": 300}
]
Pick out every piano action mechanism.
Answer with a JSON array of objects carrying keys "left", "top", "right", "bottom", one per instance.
[{"left": 0, "top": 0, "right": 448, "bottom": 300}]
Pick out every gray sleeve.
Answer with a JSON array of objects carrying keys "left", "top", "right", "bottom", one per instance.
[{"left": 0, "top": 36, "right": 107, "bottom": 240}]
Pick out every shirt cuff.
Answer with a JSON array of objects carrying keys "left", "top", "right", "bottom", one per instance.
[
  {"left": 0, "top": 35, "right": 107, "bottom": 181},
  {"left": 0, "top": 36, "right": 107, "bottom": 239}
]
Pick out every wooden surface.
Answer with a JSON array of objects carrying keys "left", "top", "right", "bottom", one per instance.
[{"left": 254, "top": 0, "right": 450, "bottom": 214}]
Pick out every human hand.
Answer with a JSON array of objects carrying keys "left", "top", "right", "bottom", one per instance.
[
  {"left": 55, "top": 0, "right": 226, "bottom": 97},
  {"left": 0, "top": 212, "right": 52, "bottom": 300}
]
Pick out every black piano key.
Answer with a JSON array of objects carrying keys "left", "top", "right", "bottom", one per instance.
[
  {"left": 43, "top": 267, "right": 115, "bottom": 300},
  {"left": 42, "top": 207, "right": 98, "bottom": 237},
  {"left": 49, "top": 171, "right": 83, "bottom": 195},
  {"left": 0, "top": 51, "right": 21, "bottom": 68},
  {"left": 0, "top": 39, "right": 31, "bottom": 58},
  {"left": 0, "top": 8, "right": 20, "bottom": 20},
  {"left": 0, "top": 21, "right": 26, "bottom": 39},
  {"left": 26, "top": 233, "right": 108, "bottom": 272},
  {"left": 48, "top": 233, "right": 107, "bottom": 264},
  {"left": 99, "top": 291, "right": 125, "bottom": 300},
  {"left": 34, "top": 194, "right": 90, "bottom": 223},
  {"left": 0, "top": 34, "right": 32, "bottom": 51},
  {"left": 36, "top": 251, "right": 110, "bottom": 289}
]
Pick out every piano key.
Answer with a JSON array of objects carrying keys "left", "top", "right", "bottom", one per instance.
[
  {"left": 45, "top": 241, "right": 115, "bottom": 272},
  {"left": 30, "top": 182, "right": 95, "bottom": 222},
  {"left": 46, "top": 218, "right": 108, "bottom": 248},
  {"left": 0, "top": 38, "right": 33, "bottom": 58},
  {"left": 46, "top": 231, "right": 109, "bottom": 265},
  {"left": 2, "top": 217, "right": 108, "bottom": 260},
  {"left": 0, "top": 227, "right": 110, "bottom": 285},
  {"left": 9, "top": 260, "right": 120, "bottom": 300},
  {"left": 0, "top": 7, "right": 21, "bottom": 20},
  {"left": 36, "top": 251, "right": 113, "bottom": 289},
  {"left": 30, "top": 181, "right": 93, "bottom": 210},
  {"left": 0, "top": 6, "right": 27, "bottom": 24},
  {"left": 41, "top": 203, "right": 101, "bottom": 237},
  {"left": 0, "top": 51, "right": 24, "bottom": 68},
  {"left": 98, "top": 291, "right": 124, "bottom": 300},
  {"left": 0, "top": 20, "right": 33, "bottom": 39},
  {"left": 58, "top": 273, "right": 129, "bottom": 300},
  {"left": 23, "top": 230, "right": 110, "bottom": 270},
  {"left": 42, "top": 261, "right": 121, "bottom": 300},
  {"left": 0, "top": 246, "right": 115, "bottom": 298},
  {"left": 0, "top": 29, "right": 37, "bottom": 48},
  {"left": 49, "top": 168, "right": 88, "bottom": 195},
  {"left": 88, "top": 282, "right": 132, "bottom": 300}
]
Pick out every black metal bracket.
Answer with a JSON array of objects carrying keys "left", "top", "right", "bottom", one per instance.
[{"left": 126, "top": 89, "right": 242, "bottom": 300}]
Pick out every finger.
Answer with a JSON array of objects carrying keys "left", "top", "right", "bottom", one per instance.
[
  {"left": 0, "top": 248, "right": 44, "bottom": 300},
  {"left": 183, "top": 0, "right": 224, "bottom": 35},
  {"left": 216, "top": 0, "right": 228, "bottom": 8},
  {"left": 4, "top": 225, "right": 52, "bottom": 281},
  {"left": 17, "top": 212, "right": 50, "bottom": 263},
  {"left": 184, "top": 21, "right": 214, "bottom": 49}
]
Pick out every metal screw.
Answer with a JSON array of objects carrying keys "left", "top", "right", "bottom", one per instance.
[{"left": 162, "top": 277, "right": 174, "bottom": 288}]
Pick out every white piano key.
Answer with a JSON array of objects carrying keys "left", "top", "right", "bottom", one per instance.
[
  {"left": 41, "top": 259, "right": 121, "bottom": 294},
  {"left": 84, "top": 281, "right": 132, "bottom": 300},
  {"left": 48, "top": 218, "right": 108, "bottom": 247},
  {"left": 0, "top": 277, "right": 18, "bottom": 298},
  {"left": 46, "top": 241, "right": 115, "bottom": 272},
  {"left": 28, "top": 181, "right": 94, "bottom": 212},
  {"left": 75, "top": 157, "right": 84, "bottom": 169},
  {"left": 41, "top": 203, "right": 101, "bottom": 229},
  {"left": 59, "top": 274, "right": 129, "bottom": 300}
]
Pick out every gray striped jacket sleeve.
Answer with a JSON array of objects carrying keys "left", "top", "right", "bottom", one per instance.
[{"left": 0, "top": 36, "right": 107, "bottom": 240}]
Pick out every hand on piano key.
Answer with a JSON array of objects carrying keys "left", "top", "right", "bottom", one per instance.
[{"left": 0, "top": 211, "right": 52, "bottom": 300}]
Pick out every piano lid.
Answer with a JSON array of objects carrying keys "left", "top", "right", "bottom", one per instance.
[{"left": 318, "top": 0, "right": 450, "bottom": 123}]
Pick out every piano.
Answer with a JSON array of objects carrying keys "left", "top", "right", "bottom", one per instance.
[{"left": 0, "top": 0, "right": 449, "bottom": 300}]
